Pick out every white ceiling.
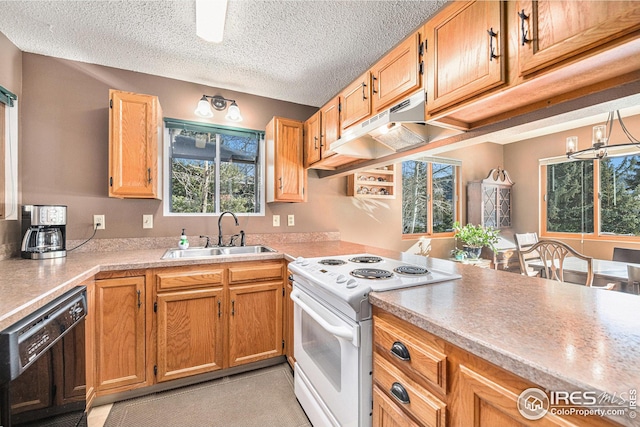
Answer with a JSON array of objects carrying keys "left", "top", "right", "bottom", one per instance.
[{"left": 0, "top": 0, "right": 447, "bottom": 107}]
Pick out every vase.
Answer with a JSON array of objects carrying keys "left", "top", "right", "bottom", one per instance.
[{"left": 463, "top": 246, "right": 482, "bottom": 260}]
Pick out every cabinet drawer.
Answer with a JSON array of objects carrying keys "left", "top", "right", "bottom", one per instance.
[
  {"left": 374, "top": 354, "right": 446, "bottom": 427},
  {"left": 228, "top": 262, "right": 283, "bottom": 284},
  {"left": 374, "top": 315, "right": 447, "bottom": 394},
  {"left": 156, "top": 269, "right": 224, "bottom": 291}
]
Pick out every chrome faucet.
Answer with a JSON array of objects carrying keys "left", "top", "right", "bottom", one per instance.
[{"left": 217, "top": 211, "right": 245, "bottom": 247}]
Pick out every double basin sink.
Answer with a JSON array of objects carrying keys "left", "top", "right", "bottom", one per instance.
[{"left": 162, "top": 245, "right": 276, "bottom": 260}]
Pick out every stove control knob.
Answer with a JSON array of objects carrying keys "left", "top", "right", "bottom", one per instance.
[
  {"left": 336, "top": 274, "right": 347, "bottom": 284},
  {"left": 346, "top": 278, "right": 358, "bottom": 289},
  {"left": 296, "top": 257, "right": 309, "bottom": 266}
]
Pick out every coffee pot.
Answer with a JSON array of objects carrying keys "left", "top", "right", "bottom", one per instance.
[{"left": 21, "top": 205, "right": 67, "bottom": 259}]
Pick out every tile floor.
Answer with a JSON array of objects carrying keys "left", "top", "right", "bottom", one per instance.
[{"left": 87, "top": 404, "right": 112, "bottom": 427}]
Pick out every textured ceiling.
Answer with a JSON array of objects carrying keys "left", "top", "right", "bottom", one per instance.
[{"left": 0, "top": 0, "right": 447, "bottom": 107}]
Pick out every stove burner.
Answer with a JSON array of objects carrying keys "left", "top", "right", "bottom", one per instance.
[
  {"left": 318, "top": 259, "right": 347, "bottom": 266},
  {"left": 350, "top": 268, "right": 393, "bottom": 280},
  {"left": 394, "top": 265, "right": 430, "bottom": 275},
  {"left": 349, "top": 256, "right": 383, "bottom": 264}
]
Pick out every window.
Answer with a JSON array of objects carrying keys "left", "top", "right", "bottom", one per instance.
[
  {"left": 543, "top": 154, "right": 640, "bottom": 237},
  {"left": 164, "top": 119, "right": 264, "bottom": 215},
  {"left": 0, "top": 84, "right": 18, "bottom": 220},
  {"left": 402, "top": 158, "right": 460, "bottom": 236}
]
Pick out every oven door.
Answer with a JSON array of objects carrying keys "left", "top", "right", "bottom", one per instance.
[{"left": 291, "top": 285, "right": 365, "bottom": 427}]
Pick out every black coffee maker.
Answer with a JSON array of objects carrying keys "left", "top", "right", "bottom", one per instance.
[{"left": 21, "top": 205, "right": 67, "bottom": 259}]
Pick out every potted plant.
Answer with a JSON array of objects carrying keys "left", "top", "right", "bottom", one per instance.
[
  {"left": 453, "top": 222, "right": 499, "bottom": 260},
  {"left": 451, "top": 248, "right": 467, "bottom": 261}
]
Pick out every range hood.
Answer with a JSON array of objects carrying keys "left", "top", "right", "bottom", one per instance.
[{"left": 329, "top": 91, "right": 462, "bottom": 159}]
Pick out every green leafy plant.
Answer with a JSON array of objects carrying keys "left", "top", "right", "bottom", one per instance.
[
  {"left": 451, "top": 248, "right": 467, "bottom": 260},
  {"left": 453, "top": 222, "right": 499, "bottom": 252}
]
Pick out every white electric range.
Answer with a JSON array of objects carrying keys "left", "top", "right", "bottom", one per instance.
[{"left": 289, "top": 254, "right": 460, "bottom": 427}]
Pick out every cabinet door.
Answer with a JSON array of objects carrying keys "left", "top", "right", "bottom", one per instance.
[
  {"left": 341, "top": 71, "right": 372, "bottom": 130},
  {"left": 320, "top": 96, "right": 340, "bottom": 159},
  {"left": 228, "top": 282, "right": 283, "bottom": 367},
  {"left": 95, "top": 276, "right": 146, "bottom": 391},
  {"left": 372, "top": 31, "right": 422, "bottom": 113},
  {"left": 304, "top": 111, "right": 321, "bottom": 167},
  {"left": 426, "top": 1, "right": 506, "bottom": 113},
  {"left": 266, "top": 117, "right": 305, "bottom": 202},
  {"left": 109, "top": 89, "right": 161, "bottom": 199},
  {"left": 372, "top": 385, "right": 420, "bottom": 427},
  {"left": 518, "top": 1, "right": 640, "bottom": 76},
  {"left": 84, "top": 279, "right": 96, "bottom": 408},
  {"left": 156, "top": 288, "right": 224, "bottom": 382}
]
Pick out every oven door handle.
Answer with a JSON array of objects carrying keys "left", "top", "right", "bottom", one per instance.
[{"left": 291, "top": 289, "right": 356, "bottom": 342}]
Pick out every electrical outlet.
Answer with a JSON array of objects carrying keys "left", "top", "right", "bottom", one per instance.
[
  {"left": 143, "top": 214, "right": 153, "bottom": 229},
  {"left": 273, "top": 215, "right": 280, "bottom": 227},
  {"left": 93, "top": 214, "right": 105, "bottom": 230},
  {"left": 288, "top": 214, "right": 295, "bottom": 226}
]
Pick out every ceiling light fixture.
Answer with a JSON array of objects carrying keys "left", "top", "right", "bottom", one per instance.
[
  {"left": 196, "top": 0, "right": 228, "bottom": 43},
  {"left": 566, "top": 110, "right": 640, "bottom": 160},
  {"left": 194, "top": 95, "right": 243, "bottom": 122}
]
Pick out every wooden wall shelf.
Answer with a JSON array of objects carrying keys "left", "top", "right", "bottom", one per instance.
[{"left": 347, "top": 165, "right": 395, "bottom": 199}]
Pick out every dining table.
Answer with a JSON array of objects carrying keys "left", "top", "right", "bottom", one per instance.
[{"left": 529, "top": 257, "right": 640, "bottom": 294}]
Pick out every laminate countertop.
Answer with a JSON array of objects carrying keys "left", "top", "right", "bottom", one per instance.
[{"left": 1, "top": 242, "right": 638, "bottom": 425}]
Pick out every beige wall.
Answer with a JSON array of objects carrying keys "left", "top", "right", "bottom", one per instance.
[{"left": 0, "top": 32, "right": 22, "bottom": 248}]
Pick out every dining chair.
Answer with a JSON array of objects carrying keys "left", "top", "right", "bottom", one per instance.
[
  {"left": 514, "top": 232, "right": 540, "bottom": 277},
  {"left": 627, "top": 264, "right": 640, "bottom": 295},
  {"left": 517, "top": 239, "right": 595, "bottom": 287},
  {"left": 612, "top": 247, "right": 640, "bottom": 264}
]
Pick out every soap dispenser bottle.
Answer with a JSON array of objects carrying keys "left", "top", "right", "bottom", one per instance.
[{"left": 178, "top": 229, "right": 189, "bottom": 249}]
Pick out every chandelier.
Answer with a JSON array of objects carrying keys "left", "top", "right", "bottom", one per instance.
[{"left": 566, "top": 110, "right": 640, "bottom": 160}]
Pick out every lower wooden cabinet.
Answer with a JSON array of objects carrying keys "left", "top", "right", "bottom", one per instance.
[
  {"left": 373, "top": 308, "right": 621, "bottom": 427},
  {"left": 156, "top": 288, "right": 224, "bottom": 382},
  {"left": 94, "top": 274, "right": 147, "bottom": 394},
  {"left": 228, "top": 281, "right": 283, "bottom": 367}
]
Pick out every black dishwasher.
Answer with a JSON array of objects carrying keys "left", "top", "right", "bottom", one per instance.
[{"left": 0, "top": 286, "right": 87, "bottom": 427}]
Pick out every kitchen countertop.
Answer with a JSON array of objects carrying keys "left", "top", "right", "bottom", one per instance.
[
  {"left": 370, "top": 256, "right": 640, "bottom": 426},
  {"left": 1, "top": 241, "right": 639, "bottom": 425}
]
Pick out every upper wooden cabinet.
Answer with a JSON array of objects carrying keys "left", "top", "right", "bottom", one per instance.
[
  {"left": 266, "top": 117, "right": 306, "bottom": 203},
  {"left": 341, "top": 71, "right": 372, "bottom": 130},
  {"left": 320, "top": 96, "right": 341, "bottom": 158},
  {"left": 304, "top": 111, "right": 321, "bottom": 168},
  {"left": 518, "top": 1, "right": 640, "bottom": 76},
  {"left": 425, "top": 1, "right": 507, "bottom": 114},
  {"left": 372, "top": 30, "right": 423, "bottom": 113},
  {"left": 108, "top": 89, "right": 163, "bottom": 199}
]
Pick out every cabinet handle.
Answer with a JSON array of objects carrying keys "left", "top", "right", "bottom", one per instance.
[
  {"left": 488, "top": 28, "right": 499, "bottom": 62},
  {"left": 217, "top": 300, "right": 221, "bottom": 318},
  {"left": 390, "top": 341, "right": 411, "bottom": 361},
  {"left": 361, "top": 82, "right": 367, "bottom": 101},
  {"left": 372, "top": 76, "right": 378, "bottom": 94},
  {"left": 390, "top": 382, "right": 410, "bottom": 404},
  {"left": 147, "top": 168, "right": 152, "bottom": 184},
  {"left": 137, "top": 290, "right": 141, "bottom": 309},
  {"left": 518, "top": 9, "right": 531, "bottom": 46},
  {"left": 314, "top": 136, "right": 318, "bottom": 150},
  {"left": 231, "top": 299, "right": 235, "bottom": 316},
  {"left": 319, "top": 133, "right": 324, "bottom": 148},
  {"left": 278, "top": 177, "right": 283, "bottom": 190}
]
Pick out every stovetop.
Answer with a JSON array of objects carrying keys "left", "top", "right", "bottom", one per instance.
[{"left": 289, "top": 253, "right": 460, "bottom": 320}]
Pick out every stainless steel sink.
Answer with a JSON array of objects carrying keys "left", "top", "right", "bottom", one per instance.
[{"left": 161, "top": 245, "right": 276, "bottom": 259}]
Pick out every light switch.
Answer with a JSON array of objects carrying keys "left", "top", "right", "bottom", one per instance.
[{"left": 143, "top": 214, "right": 153, "bottom": 229}]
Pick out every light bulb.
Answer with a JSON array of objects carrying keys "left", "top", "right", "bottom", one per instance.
[
  {"left": 225, "top": 102, "right": 242, "bottom": 122},
  {"left": 194, "top": 96, "right": 213, "bottom": 118}
]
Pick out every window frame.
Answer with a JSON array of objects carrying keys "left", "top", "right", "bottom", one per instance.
[
  {"left": 163, "top": 118, "right": 265, "bottom": 217},
  {"left": 540, "top": 153, "right": 640, "bottom": 242},
  {"left": 0, "top": 84, "right": 18, "bottom": 221},
  {"left": 401, "top": 156, "right": 461, "bottom": 239}
]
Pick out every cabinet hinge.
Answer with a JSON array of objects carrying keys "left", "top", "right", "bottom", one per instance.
[
  {"left": 109, "top": 99, "right": 113, "bottom": 109},
  {"left": 109, "top": 177, "right": 113, "bottom": 187},
  {"left": 419, "top": 61, "right": 424, "bottom": 75},
  {"left": 154, "top": 302, "right": 157, "bottom": 312},
  {"left": 419, "top": 40, "right": 424, "bottom": 57},
  {"left": 282, "top": 287, "right": 285, "bottom": 297},
  {"left": 154, "top": 365, "right": 157, "bottom": 376},
  {"left": 282, "top": 340, "right": 285, "bottom": 349},
  {"left": 338, "top": 102, "right": 342, "bottom": 113}
]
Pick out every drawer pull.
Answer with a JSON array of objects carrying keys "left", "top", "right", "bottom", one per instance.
[
  {"left": 391, "top": 341, "right": 411, "bottom": 361},
  {"left": 390, "top": 382, "right": 410, "bottom": 404}
]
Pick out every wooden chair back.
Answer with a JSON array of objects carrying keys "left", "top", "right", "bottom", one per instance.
[
  {"left": 517, "top": 239, "right": 594, "bottom": 287},
  {"left": 613, "top": 247, "right": 640, "bottom": 264},
  {"left": 514, "top": 233, "right": 540, "bottom": 277}
]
